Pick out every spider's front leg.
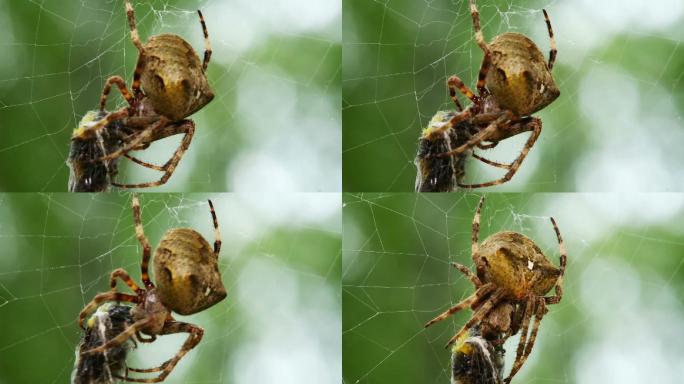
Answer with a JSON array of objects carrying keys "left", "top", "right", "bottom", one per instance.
[
  {"left": 457, "top": 117, "right": 542, "bottom": 189},
  {"left": 78, "top": 291, "right": 140, "bottom": 329},
  {"left": 99, "top": 75, "right": 136, "bottom": 111},
  {"left": 99, "top": 117, "right": 170, "bottom": 163},
  {"left": 83, "top": 317, "right": 151, "bottom": 355},
  {"left": 447, "top": 75, "right": 478, "bottom": 111},
  {"left": 112, "top": 120, "right": 195, "bottom": 189}
]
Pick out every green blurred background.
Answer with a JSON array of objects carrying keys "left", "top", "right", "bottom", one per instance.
[
  {"left": 343, "top": 0, "right": 684, "bottom": 192},
  {"left": 0, "top": 192, "right": 341, "bottom": 383},
  {"left": 0, "top": 0, "right": 341, "bottom": 192},
  {"left": 343, "top": 193, "right": 684, "bottom": 383}
]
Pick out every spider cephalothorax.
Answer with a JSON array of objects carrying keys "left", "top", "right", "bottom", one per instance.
[
  {"left": 77, "top": 195, "right": 226, "bottom": 382},
  {"left": 416, "top": 0, "right": 559, "bottom": 189},
  {"left": 425, "top": 196, "right": 567, "bottom": 383},
  {"left": 71, "top": 0, "right": 214, "bottom": 190}
]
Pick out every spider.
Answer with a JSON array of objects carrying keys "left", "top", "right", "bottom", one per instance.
[
  {"left": 72, "top": 303, "right": 136, "bottom": 383},
  {"left": 75, "top": 0, "right": 215, "bottom": 189},
  {"left": 425, "top": 196, "right": 567, "bottom": 383},
  {"left": 77, "top": 195, "right": 227, "bottom": 382},
  {"left": 421, "top": 0, "right": 560, "bottom": 189}
]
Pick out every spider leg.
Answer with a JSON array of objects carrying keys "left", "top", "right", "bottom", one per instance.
[
  {"left": 545, "top": 217, "right": 566, "bottom": 305},
  {"left": 457, "top": 117, "right": 541, "bottom": 189},
  {"left": 99, "top": 76, "right": 135, "bottom": 111},
  {"left": 83, "top": 318, "right": 151, "bottom": 355},
  {"left": 471, "top": 152, "right": 512, "bottom": 169},
  {"left": 469, "top": 0, "right": 489, "bottom": 55},
  {"left": 451, "top": 262, "right": 481, "bottom": 287},
  {"left": 131, "top": 195, "right": 154, "bottom": 289},
  {"left": 131, "top": 58, "right": 146, "bottom": 100},
  {"left": 124, "top": 153, "right": 165, "bottom": 171},
  {"left": 197, "top": 10, "right": 212, "bottom": 72},
  {"left": 447, "top": 75, "right": 477, "bottom": 111},
  {"left": 444, "top": 289, "right": 505, "bottom": 348},
  {"left": 542, "top": 9, "right": 557, "bottom": 71},
  {"left": 503, "top": 296, "right": 536, "bottom": 384},
  {"left": 435, "top": 111, "right": 511, "bottom": 158},
  {"left": 472, "top": 195, "right": 484, "bottom": 272},
  {"left": 124, "top": 0, "right": 146, "bottom": 98},
  {"left": 424, "top": 283, "right": 495, "bottom": 329},
  {"left": 208, "top": 199, "right": 221, "bottom": 254},
  {"left": 99, "top": 117, "right": 170, "bottom": 162},
  {"left": 125, "top": 0, "right": 144, "bottom": 53},
  {"left": 121, "top": 321, "right": 204, "bottom": 382},
  {"left": 109, "top": 268, "right": 143, "bottom": 295},
  {"left": 78, "top": 292, "right": 140, "bottom": 329},
  {"left": 505, "top": 299, "right": 548, "bottom": 383},
  {"left": 111, "top": 120, "right": 195, "bottom": 189},
  {"left": 475, "top": 52, "right": 492, "bottom": 98}
]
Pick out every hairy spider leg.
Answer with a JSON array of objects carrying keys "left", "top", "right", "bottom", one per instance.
[
  {"left": 208, "top": 200, "right": 221, "bottom": 254},
  {"left": 469, "top": 0, "right": 491, "bottom": 97},
  {"left": 112, "top": 120, "right": 195, "bottom": 189},
  {"left": 447, "top": 76, "right": 477, "bottom": 111},
  {"left": 131, "top": 195, "right": 154, "bottom": 289},
  {"left": 546, "top": 217, "right": 566, "bottom": 304},
  {"left": 457, "top": 118, "right": 542, "bottom": 188},
  {"left": 504, "top": 296, "right": 535, "bottom": 383},
  {"left": 78, "top": 292, "right": 140, "bottom": 329},
  {"left": 120, "top": 321, "right": 204, "bottom": 383},
  {"left": 445, "top": 289, "right": 505, "bottom": 348},
  {"left": 100, "top": 118, "right": 170, "bottom": 163},
  {"left": 472, "top": 196, "right": 485, "bottom": 276},
  {"left": 83, "top": 318, "right": 152, "bottom": 355},
  {"left": 452, "top": 262, "right": 482, "bottom": 287},
  {"left": 424, "top": 283, "right": 495, "bottom": 329},
  {"left": 99, "top": 76, "right": 136, "bottom": 111},
  {"left": 109, "top": 268, "right": 144, "bottom": 295},
  {"left": 197, "top": 10, "right": 212, "bottom": 72},
  {"left": 124, "top": 0, "right": 146, "bottom": 98},
  {"left": 542, "top": 9, "right": 557, "bottom": 71}
]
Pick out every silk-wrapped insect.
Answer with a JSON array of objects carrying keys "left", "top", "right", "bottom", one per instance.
[{"left": 72, "top": 303, "right": 136, "bottom": 384}]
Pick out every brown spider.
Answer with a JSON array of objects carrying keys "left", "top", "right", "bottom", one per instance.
[
  {"left": 425, "top": 196, "right": 567, "bottom": 383},
  {"left": 80, "top": 0, "right": 215, "bottom": 189},
  {"left": 422, "top": 0, "right": 559, "bottom": 189},
  {"left": 77, "top": 195, "right": 227, "bottom": 383}
]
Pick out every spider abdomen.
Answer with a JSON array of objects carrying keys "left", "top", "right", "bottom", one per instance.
[
  {"left": 141, "top": 34, "right": 214, "bottom": 121},
  {"left": 153, "top": 228, "right": 227, "bottom": 315},
  {"left": 478, "top": 231, "right": 560, "bottom": 298},
  {"left": 486, "top": 32, "right": 559, "bottom": 116}
]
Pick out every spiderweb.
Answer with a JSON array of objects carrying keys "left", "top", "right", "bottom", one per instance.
[
  {"left": 342, "top": 0, "right": 684, "bottom": 192},
  {"left": 0, "top": 0, "right": 341, "bottom": 192},
  {"left": 342, "top": 192, "right": 684, "bottom": 383},
  {"left": 0, "top": 192, "right": 341, "bottom": 383}
]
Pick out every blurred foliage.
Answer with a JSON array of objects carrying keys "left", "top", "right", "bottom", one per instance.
[
  {"left": 342, "top": 0, "right": 684, "bottom": 192},
  {"left": 0, "top": 0, "right": 341, "bottom": 192},
  {"left": 342, "top": 193, "right": 684, "bottom": 383},
  {"left": 0, "top": 192, "right": 341, "bottom": 383}
]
